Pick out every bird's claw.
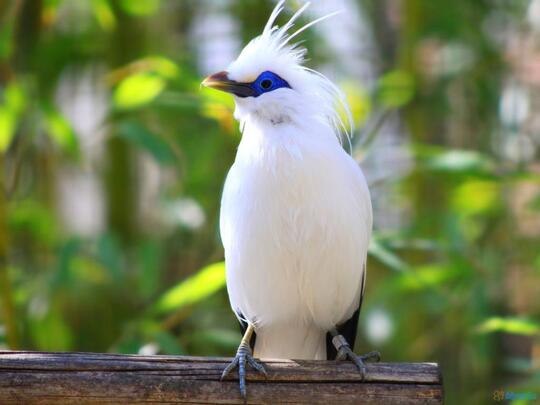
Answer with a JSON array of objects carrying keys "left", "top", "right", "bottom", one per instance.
[
  {"left": 221, "top": 341, "right": 267, "bottom": 400},
  {"left": 333, "top": 334, "right": 380, "bottom": 380}
]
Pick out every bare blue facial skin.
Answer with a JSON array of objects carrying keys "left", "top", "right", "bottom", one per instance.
[{"left": 247, "top": 70, "right": 292, "bottom": 97}]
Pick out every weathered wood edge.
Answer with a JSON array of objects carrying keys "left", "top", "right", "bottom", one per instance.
[
  {"left": 0, "top": 351, "right": 443, "bottom": 404},
  {"left": 0, "top": 351, "right": 440, "bottom": 384}
]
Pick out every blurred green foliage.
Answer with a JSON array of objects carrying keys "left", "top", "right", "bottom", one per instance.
[{"left": 0, "top": 1, "right": 539, "bottom": 405}]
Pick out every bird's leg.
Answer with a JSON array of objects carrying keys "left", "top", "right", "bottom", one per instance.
[
  {"left": 330, "top": 328, "right": 380, "bottom": 380},
  {"left": 221, "top": 323, "right": 267, "bottom": 400}
]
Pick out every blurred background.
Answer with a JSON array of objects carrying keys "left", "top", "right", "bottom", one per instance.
[{"left": 0, "top": 0, "right": 539, "bottom": 403}]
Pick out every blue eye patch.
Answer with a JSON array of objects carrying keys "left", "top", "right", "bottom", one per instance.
[{"left": 244, "top": 71, "right": 291, "bottom": 98}]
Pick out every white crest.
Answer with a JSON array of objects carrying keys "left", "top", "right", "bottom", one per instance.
[{"left": 227, "top": 1, "right": 354, "bottom": 146}]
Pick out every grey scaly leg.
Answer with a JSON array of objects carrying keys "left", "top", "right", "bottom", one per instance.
[
  {"left": 330, "top": 327, "right": 380, "bottom": 380},
  {"left": 221, "top": 323, "right": 267, "bottom": 400}
]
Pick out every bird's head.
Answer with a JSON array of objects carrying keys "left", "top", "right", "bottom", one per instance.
[{"left": 202, "top": 1, "right": 351, "bottom": 138}]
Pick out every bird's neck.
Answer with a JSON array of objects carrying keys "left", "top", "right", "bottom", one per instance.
[
  {"left": 234, "top": 96, "right": 295, "bottom": 128},
  {"left": 235, "top": 116, "right": 338, "bottom": 167}
]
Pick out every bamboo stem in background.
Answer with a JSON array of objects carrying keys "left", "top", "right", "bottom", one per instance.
[{"left": 0, "top": 155, "right": 19, "bottom": 349}]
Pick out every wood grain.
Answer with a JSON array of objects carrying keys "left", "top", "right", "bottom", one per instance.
[{"left": 0, "top": 351, "right": 443, "bottom": 404}]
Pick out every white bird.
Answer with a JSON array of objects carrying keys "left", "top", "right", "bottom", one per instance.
[{"left": 202, "top": 1, "right": 378, "bottom": 398}]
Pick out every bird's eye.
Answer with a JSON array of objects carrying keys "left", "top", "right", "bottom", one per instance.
[
  {"left": 260, "top": 79, "right": 273, "bottom": 90},
  {"left": 249, "top": 71, "right": 290, "bottom": 97}
]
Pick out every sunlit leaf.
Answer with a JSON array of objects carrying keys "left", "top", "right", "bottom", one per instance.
[
  {"left": 200, "top": 87, "right": 236, "bottom": 133},
  {"left": 0, "top": 82, "right": 26, "bottom": 152},
  {"left": 120, "top": 0, "right": 161, "bottom": 16},
  {"left": 200, "top": 84, "right": 235, "bottom": 109},
  {"left": 143, "top": 56, "right": 179, "bottom": 79},
  {"left": 91, "top": 0, "right": 116, "bottom": 31},
  {"left": 4, "top": 83, "right": 25, "bottom": 113},
  {"left": 376, "top": 70, "right": 414, "bottom": 108},
  {"left": 397, "top": 263, "right": 460, "bottom": 290},
  {"left": 117, "top": 121, "right": 176, "bottom": 165},
  {"left": 153, "top": 262, "right": 226, "bottom": 314},
  {"left": 476, "top": 317, "right": 540, "bottom": 336},
  {"left": 0, "top": 107, "right": 16, "bottom": 152},
  {"left": 341, "top": 81, "right": 371, "bottom": 127},
  {"left": 107, "top": 56, "right": 180, "bottom": 85},
  {"left": 452, "top": 180, "right": 500, "bottom": 215},
  {"left": 113, "top": 73, "right": 165, "bottom": 109}
]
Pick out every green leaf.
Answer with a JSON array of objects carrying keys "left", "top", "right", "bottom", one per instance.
[
  {"left": 97, "top": 233, "right": 123, "bottom": 282},
  {"left": 200, "top": 84, "right": 236, "bottom": 132},
  {"left": 475, "top": 317, "right": 540, "bottom": 336},
  {"left": 416, "top": 146, "right": 494, "bottom": 175},
  {"left": 136, "top": 240, "right": 163, "bottom": 298},
  {"left": 108, "top": 56, "right": 179, "bottom": 86},
  {"left": 528, "top": 192, "right": 540, "bottom": 211},
  {"left": 0, "top": 107, "right": 16, "bottom": 152},
  {"left": 29, "top": 307, "right": 73, "bottom": 351},
  {"left": 190, "top": 328, "right": 240, "bottom": 349},
  {"left": 8, "top": 199, "right": 59, "bottom": 245},
  {"left": 0, "top": 20, "right": 14, "bottom": 60},
  {"left": 0, "top": 82, "right": 26, "bottom": 152},
  {"left": 91, "top": 0, "right": 116, "bottom": 31},
  {"left": 397, "top": 263, "right": 459, "bottom": 291},
  {"left": 142, "top": 56, "right": 179, "bottom": 79},
  {"left": 71, "top": 256, "right": 109, "bottom": 285},
  {"left": 341, "top": 81, "right": 371, "bottom": 127},
  {"left": 119, "top": 0, "right": 161, "bottom": 16},
  {"left": 452, "top": 180, "right": 500, "bottom": 216},
  {"left": 113, "top": 73, "right": 165, "bottom": 109},
  {"left": 376, "top": 70, "right": 415, "bottom": 108},
  {"left": 4, "top": 82, "right": 25, "bottom": 113},
  {"left": 54, "top": 238, "right": 81, "bottom": 285},
  {"left": 117, "top": 121, "right": 176, "bottom": 165},
  {"left": 152, "top": 262, "right": 226, "bottom": 314},
  {"left": 369, "top": 238, "right": 410, "bottom": 272},
  {"left": 43, "top": 107, "right": 79, "bottom": 155},
  {"left": 114, "top": 335, "right": 144, "bottom": 354},
  {"left": 151, "top": 330, "right": 185, "bottom": 355}
]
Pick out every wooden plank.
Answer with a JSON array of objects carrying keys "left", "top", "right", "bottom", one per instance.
[{"left": 0, "top": 351, "right": 443, "bottom": 404}]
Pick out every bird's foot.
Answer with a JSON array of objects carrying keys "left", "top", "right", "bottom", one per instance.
[
  {"left": 332, "top": 334, "right": 380, "bottom": 380},
  {"left": 221, "top": 340, "right": 267, "bottom": 400}
]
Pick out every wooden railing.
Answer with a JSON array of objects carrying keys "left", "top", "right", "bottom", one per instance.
[{"left": 0, "top": 351, "right": 443, "bottom": 404}]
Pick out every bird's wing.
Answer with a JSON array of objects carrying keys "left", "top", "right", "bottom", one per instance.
[
  {"left": 323, "top": 151, "right": 372, "bottom": 360},
  {"left": 325, "top": 262, "right": 366, "bottom": 360}
]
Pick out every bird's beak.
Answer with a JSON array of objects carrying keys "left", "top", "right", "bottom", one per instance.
[{"left": 201, "top": 71, "right": 256, "bottom": 98}]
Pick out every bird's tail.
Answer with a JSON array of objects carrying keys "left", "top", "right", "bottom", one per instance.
[{"left": 253, "top": 324, "right": 326, "bottom": 360}]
